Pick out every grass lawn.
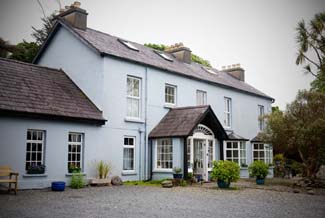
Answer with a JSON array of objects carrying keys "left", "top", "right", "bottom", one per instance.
[{"left": 123, "top": 180, "right": 165, "bottom": 187}]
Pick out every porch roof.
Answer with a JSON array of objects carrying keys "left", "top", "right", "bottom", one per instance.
[
  {"left": 148, "top": 105, "right": 228, "bottom": 140},
  {"left": 226, "top": 131, "right": 249, "bottom": 141}
]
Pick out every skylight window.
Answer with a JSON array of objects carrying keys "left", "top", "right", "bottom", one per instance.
[
  {"left": 118, "top": 39, "right": 139, "bottom": 51},
  {"left": 202, "top": 66, "right": 217, "bottom": 75},
  {"left": 154, "top": 50, "right": 173, "bottom": 62}
]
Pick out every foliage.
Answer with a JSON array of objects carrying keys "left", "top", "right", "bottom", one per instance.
[
  {"left": 96, "top": 160, "right": 112, "bottom": 179},
  {"left": 31, "top": 13, "right": 56, "bottom": 46},
  {"left": 70, "top": 173, "right": 85, "bottom": 189},
  {"left": 179, "top": 179, "right": 187, "bottom": 187},
  {"left": 295, "top": 12, "right": 325, "bottom": 92},
  {"left": 210, "top": 160, "right": 240, "bottom": 183},
  {"left": 123, "top": 180, "right": 165, "bottom": 187},
  {"left": 0, "top": 37, "right": 17, "bottom": 58},
  {"left": 9, "top": 41, "right": 39, "bottom": 63},
  {"left": 248, "top": 161, "right": 269, "bottom": 179},
  {"left": 144, "top": 43, "right": 211, "bottom": 67},
  {"left": 262, "top": 90, "right": 325, "bottom": 178},
  {"left": 173, "top": 167, "right": 182, "bottom": 174},
  {"left": 68, "top": 164, "right": 81, "bottom": 173}
]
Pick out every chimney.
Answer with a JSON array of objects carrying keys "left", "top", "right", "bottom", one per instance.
[
  {"left": 221, "top": 64, "right": 245, "bottom": 81},
  {"left": 56, "top": 1, "right": 88, "bottom": 30},
  {"left": 165, "top": 43, "right": 192, "bottom": 64}
]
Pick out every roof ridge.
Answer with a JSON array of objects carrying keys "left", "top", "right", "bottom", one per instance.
[
  {"left": 0, "top": 57, "right": 62, "bottom": 73},
  {"left": 172, "top": 105, "right": 210, "bottom": 110}
]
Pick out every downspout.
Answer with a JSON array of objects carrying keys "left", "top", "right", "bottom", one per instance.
[
  {"left": 138, "top": 128, "right": 142, "bottom": 181},
  {"left": 144, "top": 66, "right": 149, "bottom": 180}
]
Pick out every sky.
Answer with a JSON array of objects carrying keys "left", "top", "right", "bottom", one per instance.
[{"left": 0, "top": 0, "right": 324, "bottom": 109}]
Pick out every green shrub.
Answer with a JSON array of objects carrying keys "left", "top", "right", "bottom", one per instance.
[
  {"left": 249, "top": 161, "right": 269, "bottom": 179},
  {"left": 70, "top": 173, "right": 85, "bottom": 189},
  {"left": 96, "top": 160, "right": 112, "bottom": 179},
  {"left": 210, "top": 160, "right": 240, "bottom": 183}
]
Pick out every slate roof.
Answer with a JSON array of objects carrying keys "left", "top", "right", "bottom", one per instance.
[
  {"left": 149, "top": 105, "right": 228, "bottom": 139},
  {"left": 251, "top": 133, "right": 265, "bottom": 142},
  {"left": 34, "top": 19, "right": 274, "bottom": 101},
  {"left": 226, "top": 131, "right": 249, "bottom": 141},
  {"left": 0, "top": 58, "right": 106, "bottom": 125}
]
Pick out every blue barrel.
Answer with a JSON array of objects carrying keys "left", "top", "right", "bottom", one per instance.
[{"left": 51, "top": 181, "right": 66, "bottom": 191}]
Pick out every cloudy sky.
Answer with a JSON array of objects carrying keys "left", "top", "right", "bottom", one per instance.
[{"left": 0, "top": 0, "right": 324, "bottom": 109}]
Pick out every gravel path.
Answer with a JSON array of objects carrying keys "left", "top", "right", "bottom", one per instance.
[{"left": 0, "top": 186, "right": 324, "bottom": 218}]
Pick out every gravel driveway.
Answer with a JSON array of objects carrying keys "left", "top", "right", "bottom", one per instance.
[{"left": 0, "top": 186, "right": 324, "bottom": 218}]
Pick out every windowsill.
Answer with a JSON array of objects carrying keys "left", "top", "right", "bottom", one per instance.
[
  {"left": 122, "top": 171, "right": 137, "bottom": 176},
  {"left": 65, "top": 173, "right": 87, "bottom": 177},
  {"left": 124, "top": 117, "right": 145, "bottom": 123},
  {"left": 23, "top": 173, "right": 48, "bottom": 178},
  {"left": 153, "top": 169, "right": 173, "bottom": 173},
  {"left": 164, "top": 104, "right": 176, "bottom": 109}
]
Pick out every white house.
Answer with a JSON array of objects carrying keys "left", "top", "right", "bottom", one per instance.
[{"left": 0, "top": 3, "right": 274, "bottom": 189}]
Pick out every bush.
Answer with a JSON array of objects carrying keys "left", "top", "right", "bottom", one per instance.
[
  {"left": 96, "top": 160, "right": 112, "bottom": 179},
  {"left": 210, "top": 160, "right": 240, "bottom": 183},
  {"left": 249, "top": 161, "right": 269, "bottom": 179},
  {"left": 70, "top": 173, "right": 85, "bottom": 189}
]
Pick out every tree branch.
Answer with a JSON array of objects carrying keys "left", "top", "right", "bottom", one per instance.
[{"left": 302, "top": 53, "right": 321, "bottom": 69}]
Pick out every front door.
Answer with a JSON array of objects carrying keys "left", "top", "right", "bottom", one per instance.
[{"left": 193, "top": 139, "right": 207, "bottom": 181}]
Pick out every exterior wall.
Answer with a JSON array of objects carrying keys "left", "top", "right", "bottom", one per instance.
[
  {"left": 37, "top": 27, "right": 104, "bottom": 110},
  {"left": 0, "top": 117, "right": 106, "bottom": 189},
  {"left": 34, "top": 25, "right": 274, "bottom": 184}
]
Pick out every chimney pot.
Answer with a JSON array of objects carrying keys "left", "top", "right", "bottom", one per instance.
[
  {"left": 222, "top": 63, "right": 245, "bottom": 81},
  {"left": 57, "top": 3, "right": 88, "bottom": 30}
]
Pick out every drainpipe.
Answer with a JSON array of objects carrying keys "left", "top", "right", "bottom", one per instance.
[
  {"left": 144, "top": 66, "right": 148, "bottom": 180},
  {"left": 138, "top": 128, "right": 142, "bottom": 181}
]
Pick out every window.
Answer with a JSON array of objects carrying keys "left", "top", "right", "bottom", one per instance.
[
  {"left": 165, "top": 84, "right": 176, "bottom": 105},
  {"left": 202, "top": 66, "right": 217, "bottom": 75},
  {"left": 207, "top": 140, "right": 214, "bottom": 168},
  {"left": 224, "top": 97, "right": 232, "bottom": 128},
  {"left": 68, "top": 133, "right": 83, "bottom": 171},
  {"left": 258, "top": 105, "right": 265, "bottom": 131},
  {"left": 123, "top": 137, "right": 135, "bottom": 171},
  {"left": 127, "top": 76, "right": 141, "bottom": 119},
  {"left": 118, "top": 39, "right": 139, "bottom": 51},
  {"left": 156, "top": 138, "right": 173, "bottom": 169},
  {"left": 26, "top": 130, "right": 45, "bottom": 170},
  {"left": 225, "top": 141, "right": 246, "bottom": 166},
  {"left": 253, "top": 143, "right": 273, "bottom": 164},
  {"left": 154, "top": 50, "right": 173, "bottom": 62},
  {"left": 196, "top": 90, "right": 207, "bottom": 105}
]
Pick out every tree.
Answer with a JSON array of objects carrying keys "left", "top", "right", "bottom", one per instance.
[
  {"left": 144, "top": 43, "right": 211, "bottom": 67},
  {"left": 31, "top": 13, "right": 56, "bottom": 46},
  {"left": 0, "top": 37, "right": 17, "bottom": 58},
  {"left": 262, "top": 90, "right": 325, "bottom": 178},
  {"left": 296, "top": 12, "right": 325, "bottom": 92},
  {"left": 9, "top": 41, "right": 39, "bottom": 63}
]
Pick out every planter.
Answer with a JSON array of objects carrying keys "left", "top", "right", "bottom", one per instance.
[
  {"left": 217, "top": 180, "right": 230, "bottom": 188},
  {"left": 90, "top": 178, "right": 111, "bottom": 186},
  {"left": 173, "top": 173, "right": 183, "bottom": 179},
  {"left": 51, "top": 181, "right": 66, "bottom": 191},
  {"left": 256, "top": 178, "right": 265, "bottom": 185}
]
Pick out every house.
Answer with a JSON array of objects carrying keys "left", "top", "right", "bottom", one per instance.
[{"left": 0, "top": 2, "right": 274, "bottom": 189}]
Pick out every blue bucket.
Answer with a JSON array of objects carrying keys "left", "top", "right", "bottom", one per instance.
[
  {"left": 51, "top": 181, "right": 66, "bottom": 191},
  {"left": 256, "top": 178, "right": 265, "bottom": 185}
]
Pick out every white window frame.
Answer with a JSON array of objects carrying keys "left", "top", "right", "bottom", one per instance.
[
  {"left": 258, "top": 105, "right": 265, "bottom": 131},
  {"left": 224, "top": 141, "right": 247, "bottom": 167},
  {"left": 154, "top": 138, "right": 173, "bottom": 172},
  {"left": 224, "top": 97, "right": 232, "bottom": 128},
  {"left": 123, "top": 136, "right": 136, "bottom": 173},
  {"left": 25, "top": 130, "right": 45, "bottom": 171},
  {"left": 67, "top": 132, "right": 84, "bottom": 172},
  {"left": 165, "top": 84, "right": 177, "bottom": 106},
  {"left": 196, "top": 90, "right": 207, "bottom": 105},
  {"left": 126, "top": 76, "right": 141, "bottom": 119},
  {"left": 252, "top": 143, "right": 273, "bottom": 164}
]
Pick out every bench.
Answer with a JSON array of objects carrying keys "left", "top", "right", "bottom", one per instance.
[{"left": 0, "top": 166, "right": 19, "bottom": 194}]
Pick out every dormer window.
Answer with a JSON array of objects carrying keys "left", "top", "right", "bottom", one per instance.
[
  {"left": 202, "top": 67, "right": 217, "bottom": 75},
  {"left": 118, "top": 39, "right": 139, "bottom": 51},
  {"left": 154, "top": 50, "right": 173, "bottom": 62}
]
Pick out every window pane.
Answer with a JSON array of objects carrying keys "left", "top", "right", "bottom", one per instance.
[
  {"left": 233, "top": 150, "right": 238, "bottom": 158},
  {"left": 233, "top": 142, "right": 238, "bottom": 149},
  {"left": 27, "top": 131, "right": 31, "bottom": 140},
  {"left": 226, "top": 150, "right": 232, "bottom": 158}
]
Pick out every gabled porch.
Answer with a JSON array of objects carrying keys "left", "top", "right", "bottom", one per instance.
[{"left": 149, "top": 105, "right": 229, "bottom": 181}]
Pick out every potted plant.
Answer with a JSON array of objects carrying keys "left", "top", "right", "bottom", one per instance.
[
  {"left": 27, "top": 164, "right": 45, "bottom": 174},
  {"left": 90, "top": 160, "right": 112, "bottom": 186},
  {"left": 210, "top": 160, "right": 240, "bottom": 188},
  {"left": 173, "top": 167, "right": 182, "bottom": 179},
  {"left": 248, "top": 161, "right": 269, "bottom": 185},
  {"left": 68, "top": 164, "right": 81, "bottom": 173}
]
